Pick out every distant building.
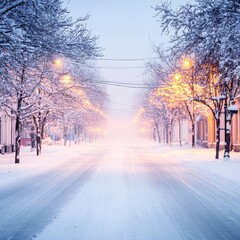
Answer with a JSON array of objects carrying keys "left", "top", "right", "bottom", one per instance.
[
  {"left": 0, "top": 112, "right": 15, "bottom": 154},
  {"left": 196, "top": 97, "right": 240, "bottom": 152},
  {"left": 231, "top": 97, "right": 240, "bottom": 152},
  {"left": 196, "top": 115, "right": 208, "bottom": 148},
  {"left": 172, "top": 119, "right": 189, "bottom": 145}
]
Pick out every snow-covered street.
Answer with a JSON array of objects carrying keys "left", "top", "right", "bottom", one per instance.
[
  {"left": 1, "top": 140, "right": 240, "bottom": 240},
  {"left": 0, "top": 144, "right": 107, "bottom": 240},
  {"left": 1, "top": 0, "right": 240, "bottom": 239}
]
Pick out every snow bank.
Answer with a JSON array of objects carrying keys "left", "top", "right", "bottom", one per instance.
[
  {"left": 149, "top": 141, "right": 240, "bottom": 185},
  {"left": 0, "top": 141, "right": 95, "bottom": 189}
]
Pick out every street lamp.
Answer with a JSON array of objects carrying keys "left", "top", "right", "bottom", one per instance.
[
  {"left": 53, "top": 58, "right": 63, "bottom": 68},
  {"left": 61, "top": 74, "right": 71, "bottom": 84},
  {"left": 224, "top": 99, "right": 238, "bottom": 161},
  {"left": 173, "top": 73, "right": 181, "bottom": 81},
  {"left": 182, "top": 58, "right": 193, "bottom": 69},
  {"left": 227, "top": 101, "right": 238, "bottom": 114}
]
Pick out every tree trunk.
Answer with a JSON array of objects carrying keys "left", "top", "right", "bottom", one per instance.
[
  {"left": 74, "top": 124, "right": 77, "bottom": 144},
  {"left": 77, "top": 125, "right": 81, "bottom": 144},
  {"left": 14, "top": 67, "right": 25, "bottom": 164},
  {"left": 15, "top": 115, "right": 21, "bottom": 164},
  {"left": 192, "top": 121, "right": 195, "bottom": 148},
  {"left": 40, "top": 113, "right": 48, "bottom": 139},
  {"left": 68, "top": 126, "right": 71, "bottom": 147},
  {"left": 162, "top": 126, "right": 166, "bottom": 143},
  {"left": 39, "top": 113, "right": 49, "bottom": 153},
  {"left": 169, "top": 129, "right": 172, "bottom": 147},
  {"left": 36, "top": 129, "right": 41, "bottom": 155},
  {"left": 166, "top": 124, "right": 169, "bottom": 144},
  {"left": 33, "top": 115, "right": 41, "bottom": 156},
  {"left": 178, "top": 119, "right": 182, "bottom": 147},
  {"left": 155, "top": 122, "right": 161, "bottom": 143},
  {"left": 64, "top": 125, "right": 67, "bottom": 146},
  {"left": 184, "top": 101, "right": 195, "bottom": 148},
  {"left": 153, "top": 127, "right": 156, "bottom": 142}
]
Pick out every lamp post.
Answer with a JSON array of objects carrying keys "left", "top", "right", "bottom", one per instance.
[{"left": 224, "top": 98, "right": 238, "bottom": 161}]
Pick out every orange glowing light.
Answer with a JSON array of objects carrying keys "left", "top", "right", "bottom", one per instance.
[
  {"left": 85, "top": 100, "right": 90, "bottom": 105},
  {"left": 75, "top": 89, "right": 83, "bottom": 96},
  {"left": 182, "top": 58, "right": 193, "bottom": 69},
  {"left": 174, "top": 73, "right": 181, "bottom": 81},
  {"left": 62, "top": 75, "right": 71, "bottom": 84},
  {"left": 54, "top": 59, "right": 63, "bottom": 67}
]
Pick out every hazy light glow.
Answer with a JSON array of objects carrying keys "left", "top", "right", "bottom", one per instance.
[
  {"left": 61, "top": 75, "right": 71, "bottom": 84},
  {"left": 182, "top": 57, "right": 193, "bottom": 69},
  {"left": 174, "top": 73, "right": 182, "bottom": 81},
  {"left": 53, "top": 58, "right": 63, "bottom": 68}
]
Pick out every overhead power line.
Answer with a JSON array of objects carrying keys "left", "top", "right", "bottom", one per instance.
[
  {"left": 65, "top": 58, "right": 157, "bottom": 69},
  {"left": 98, "top": 82, "right": 150, "bottom": 89},
  {"left": 88, "top": 57, "right": 159, "bottom": 61},
  {"left": 98, "top": 80, "right": 154, "bottom": 86},
  {"left": 94, "top": 80, "right": 167, "bottom": 89},
  {"left": 93, "top": 66, "right": 146, "bottom": 69},
  {"left": 106, "top": 107, "right": 138, "bottom": 112}
]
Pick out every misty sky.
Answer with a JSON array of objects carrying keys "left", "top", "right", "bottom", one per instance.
[{"left": 63, "top": 0, "right": 194, "bottom": 119}]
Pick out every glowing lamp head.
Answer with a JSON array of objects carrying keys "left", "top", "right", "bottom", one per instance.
[
  {"left": 182, "top": 58, "right": 192, "bottom": 69},
  {"left": 174, "top": 73, "right": 181, "bottom": 81},
  {"left": 85, "top": 100, "right": 90, "bottom": 106},
  {"left": 62, "top": 75, "right": 71, "bottom": 84},
  {"left": 54, "top": 59, "right": 63, "bottom": 67}
]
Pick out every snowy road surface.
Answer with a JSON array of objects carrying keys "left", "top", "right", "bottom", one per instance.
[
  {"left": 1, "top": 141, "right": 240, "bottom": 240},
  {"left": 0, "top": 146, "right": 107, "bottom": 240}
]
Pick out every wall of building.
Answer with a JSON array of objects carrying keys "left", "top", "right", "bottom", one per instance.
[
  {"left": 172, "top": 119, "right": 189, "bottom": 144},
  {"left": 196, "top": 115, "right": 208, "bottom": 148},
  {"left": 0, "top": 112, "right": 15, "bottom": 154},
  {"left": 196, "top": 98, "right": 240, "bottom": 152},
  {"left": 232, "top": 99, "right": 240, "bottom": 152}
]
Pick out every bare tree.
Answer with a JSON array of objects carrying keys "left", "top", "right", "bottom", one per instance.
[
  {"left": 0, "top": 0, "right": 101, "bottom": 163},
  {"left": 154, "top": 0, "right": 240, "bottom": 159}
]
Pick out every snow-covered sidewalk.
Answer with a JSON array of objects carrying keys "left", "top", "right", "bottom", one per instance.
[
  {"left": 0, "top": 142, "right": 97, "bottom": 189},
  {"left": 152, "top": 142, "right": 240, "bottom": 185}
]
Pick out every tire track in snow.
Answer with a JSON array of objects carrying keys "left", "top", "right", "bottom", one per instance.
[
  {"left": 134, "top": 147, "right": 240, "bottom": 240},
  {"left": 0, "top": 149, "right": 107, "bottom": 240}
]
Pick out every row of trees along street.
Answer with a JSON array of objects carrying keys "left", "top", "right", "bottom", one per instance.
[
  {"left": 0, "top": 1, "right": 107, "bottom": 164},
  {"left": 137, "top": 0, "right": 240, "bottom": 160}
]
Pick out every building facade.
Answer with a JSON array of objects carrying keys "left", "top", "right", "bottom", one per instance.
[
  {"left": 196, "top": 98, "right": 240, "bottom": 152},
  {"left": 0, "top": 112, "right": 15, "bottom": 154}
]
